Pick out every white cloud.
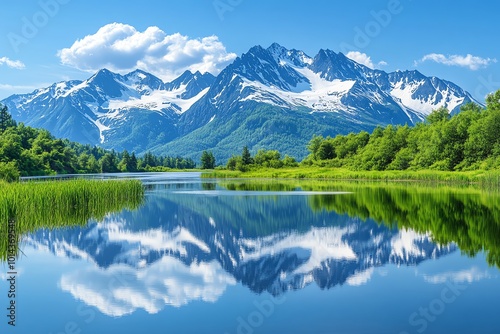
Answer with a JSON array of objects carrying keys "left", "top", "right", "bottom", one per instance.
[
  {"left": 0, "top": 57, "right": 25, "bottom": 70},
  {"left": 58, "top": 23, "right": 237, "bottom": 81},
  {"left": 346, "top": 51, "right": 386, "bottom": 69},
  {"left": 418, "top": 53, "right": 497, "bottom": 70},
  {"left": 60, "top": 257, "right": 236, "bottom": 317}
]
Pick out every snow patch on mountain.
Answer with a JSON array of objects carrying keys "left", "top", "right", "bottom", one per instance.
[
  {"left": 390, "top": 80, "right": 466, "bottom": 115},
  {"left": 239, "top": 69, "right": 355, "bottom": 111},
  {"left": 107, "top": 86, "right": 209, "bottom": 114},
  {"left": 83, "top": 113, "right": 110, "bottom": 143}
]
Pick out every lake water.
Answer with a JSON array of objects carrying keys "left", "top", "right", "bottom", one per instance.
[{"left": 2, "top": 172, "right": 499, "bottom": 334}]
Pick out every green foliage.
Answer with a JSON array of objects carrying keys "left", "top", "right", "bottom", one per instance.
[
  {"left": 0, "top": 105, "right": 195, "bottom": 179},
  {"left": 241, "top": 146, "right": 253, "bottom": 165},
  {"left": 118, "top": 150, "right": 138, "bottom": 172},
  {"left": 317, "top": 139, "right": 335, "bottom": 160},
  {"left": 225, "top": 147, "right": 297, "bottom": 171},
  {"left": 200, "top": 150, "right": 216, "bottom": 169},
  {"left": 100, "top": 152, "right": 119, "bottom": 173},
  {"left": 254, "top": 149, "right": 281, "bottom": 167},
  {"left": 139, "top": 151, "right": 196, "bottom": 170},
  {"left": 282, "top": 155, "right": 299, "bottom": 167},
  {"left": 303, "top": 94, "right": 500, "bottom": 173},
  {"left": 0, "top": 104, "right": 16, "bottom": 133},
  {"left": 307, "top": 135, "right": 323, "bottom": 160},
  {"left": 426, "top": 106, "right": 450, "bottom": 124},
  {"left": 226, "top": 155, "right": 241, "bottom": 171},
  {"left": 0, "top": 162, "right": 20, "bottom": 182}
]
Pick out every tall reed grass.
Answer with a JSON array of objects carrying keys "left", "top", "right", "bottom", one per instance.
[{"left": 0, "top": 179, "right": 144, "bottom": 261}]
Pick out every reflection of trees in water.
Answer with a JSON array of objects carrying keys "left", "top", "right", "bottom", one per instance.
[
  {"left": 306, "top": 183, "right": 500, "bottom": 268},
  {"left": 0, "top": 180, "right": 144, "bottom": 262}
]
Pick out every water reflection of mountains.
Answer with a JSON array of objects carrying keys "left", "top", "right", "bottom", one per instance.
[{"left": 26, "top": 185, "right": 459, "bottom": 297}]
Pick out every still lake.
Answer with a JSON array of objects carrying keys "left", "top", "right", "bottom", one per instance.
[{"left": 2, "top": 172, "right": 500, "bottom": 334}]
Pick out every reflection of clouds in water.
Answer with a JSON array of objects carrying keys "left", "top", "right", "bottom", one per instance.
[
  {"left": 390, "top": 229, "right": 431, "bottom": 260},
  {"left": 346, "top": 268, "right": 374, "bottom": 286},
  {"left": 97, "top": 222, "right": 211, "bottom": 256},
  {"left": 241, "top": 227, "right": 358, "bottom": 275},
  {"left": 423, "top": 266, "right": 492, "bottom": 284},
  {"left": 60, "top": 257, "right": 236, "bottom": 317}
]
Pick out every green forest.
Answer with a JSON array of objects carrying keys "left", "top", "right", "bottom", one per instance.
[
  {"left": 219, "top": 90, "right": 500, "bottom": 174},
  {"left": 0, "top": 104, "right": 196, "bottom": 181},
  {"left": 3, "top": 89, "right": 500, "bottom": 182}
]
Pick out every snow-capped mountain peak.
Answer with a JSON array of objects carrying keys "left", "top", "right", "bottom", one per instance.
[
  {"left": 267, "top": 42, "right": 313, "bottom": 67},
  {"left": 1, "top": 43, "right": 480, "bottom": 158},
  {"left": 2, "top": 68, "right": 215, "bottom": 150}
]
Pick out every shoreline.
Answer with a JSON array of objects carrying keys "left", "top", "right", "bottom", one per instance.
[{"left": 201, "top": 167, "right": 500, "bottom": 185}]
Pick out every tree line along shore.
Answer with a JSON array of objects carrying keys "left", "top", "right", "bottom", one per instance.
[{"left": 2, "top": 89, "right": 500, "bottom": 183}]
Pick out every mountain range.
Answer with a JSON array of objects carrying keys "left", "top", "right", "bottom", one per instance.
[{"left": 2, "top": 43, "right": 479, "bottom": 161}]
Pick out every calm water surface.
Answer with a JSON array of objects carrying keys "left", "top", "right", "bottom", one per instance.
[{"left": 2, "top": 172, "right": 499, "bottom": 334}]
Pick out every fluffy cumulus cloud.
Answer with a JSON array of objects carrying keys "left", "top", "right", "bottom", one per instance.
[
  {"left": 417, "top": 53, "right": 497, "bottom": 70},
  {"left": 58, "top": 23, "right": 237, "bottom": 80},
  {"left": 346, "top": 51, "right": 387, "bottom": 69},
  {"left": 0, "top": 57, "right": 25, "bottom": 70}
]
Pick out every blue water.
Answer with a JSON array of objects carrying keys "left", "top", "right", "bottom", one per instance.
[{"left": 2, "top": 173, "right": 499, "bottom": 334}]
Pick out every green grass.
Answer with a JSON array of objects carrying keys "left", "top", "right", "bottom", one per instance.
[
  {"left": 202, "top": 166, "right": 500, "bottom": 186},
  {"left": 0, "top": 179, "right": 144, "bottom": 261}
]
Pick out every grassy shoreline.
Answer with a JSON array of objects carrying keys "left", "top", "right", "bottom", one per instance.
[
  {"left": 0, "top": 178, "right": 144, "bottom": 261},
  {"left": 202, "top": 166, "right": 500, "bottom": 185}
]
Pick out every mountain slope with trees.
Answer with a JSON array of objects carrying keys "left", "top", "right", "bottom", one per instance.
[
  {"left": 0, "top": 104, "right": 196, "bottom": 181},
  {"left": 215, "top": 90, "right": 500, "bottom": 175}
]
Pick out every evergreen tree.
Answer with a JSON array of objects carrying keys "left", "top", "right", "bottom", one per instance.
[
  {"left": 201, "top": 151, "right": 215, "bottom": 169},
  {"left": 118, "top": 150, "right": 137, "bottom": 172},
  {"left": 241, "top": 146, "right": 253, "bottom": 165},
  {"left": 130, "top": 152, "right": 138, "bottom": 172},
  {"left": 0, "top": 104, "right": 16, "bottom": 133},
  {"left": 143, "top": 152, "right": 156, "bottom": 167},
  {"left": 100, "top": 153, "right": 119, "bottom": 173}
]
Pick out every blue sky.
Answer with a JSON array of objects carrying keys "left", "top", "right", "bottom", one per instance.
[{"left": 1, "top": 0, "right": 499, "bottom": 101}]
